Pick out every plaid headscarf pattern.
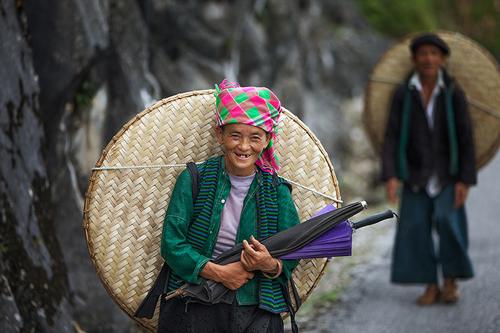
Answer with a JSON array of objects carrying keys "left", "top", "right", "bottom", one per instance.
[{"left": 214, "top": 79, "right": 282, "bottom": 173}]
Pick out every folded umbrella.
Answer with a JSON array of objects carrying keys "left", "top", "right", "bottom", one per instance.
[
  {"left": 280, "top": 205, "right": 396, "bottom": 259},
  {"left": 164, "top": 201, "right": 395, "bottom": 304},
  {"left": 280, "top": 204, "right": 351, "bottom": 259},
  {"left": 192, "top": 201, "right": 365, "bottom": 268},
  {"left": 280, "top": 221, "right": 352, "bottom": 259}
]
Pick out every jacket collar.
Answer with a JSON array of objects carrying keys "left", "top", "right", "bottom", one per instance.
[
  {"left": 408, "top": 69, "right": 445, "bottom": 91},
  {"left": 405, "top": 67, "right": 453, "bottom": 90}
]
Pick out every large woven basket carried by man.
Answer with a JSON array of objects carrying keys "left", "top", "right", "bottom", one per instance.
[
  {"left": 83, "top": 89, "right": 342, "bottom": 331},
  {"left": 364, "top": 30, "right": 500, "bottom": 168}
]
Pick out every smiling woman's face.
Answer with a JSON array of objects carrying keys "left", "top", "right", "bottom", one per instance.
[{"left": 216, "top": 123, "right": 270, "bottom": 176}]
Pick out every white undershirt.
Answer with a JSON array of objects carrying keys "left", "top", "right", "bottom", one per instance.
[{"left": 212, "top": 173, "right": 255, "bottom": 259}]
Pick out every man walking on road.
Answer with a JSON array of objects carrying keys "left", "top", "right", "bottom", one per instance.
[{"left": 382, "top": 33, "right": 476, "bottom": 305}]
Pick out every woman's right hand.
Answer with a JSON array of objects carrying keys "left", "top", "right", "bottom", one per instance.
[{"left": 201, "top": 261, "right": 254, "bottom": 290}]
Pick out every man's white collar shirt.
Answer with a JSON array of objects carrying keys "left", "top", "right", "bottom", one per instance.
[{"left": 408, "top": 70, "right": 445, "bottom": 197}]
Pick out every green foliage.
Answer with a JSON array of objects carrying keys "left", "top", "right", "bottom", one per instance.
[
  {"left": 75, "top": 79, "right": 98, "bottom": 110},
  {"left": 0, "top": 241, "right": 7, "bottom": 254},
  {"left": 454, "top": 0, "right": 500, "bottom": 58},
  {"left": 357, "top": 0, "right": 438, "bottom": 36},
  {"left": 356, "top": 0, "right": 500, "bottom": 58}
]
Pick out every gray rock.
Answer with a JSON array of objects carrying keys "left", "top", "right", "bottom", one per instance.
[
  {"left": 1, "top": 0, "right": 390, "bottom": 331},
  {"left": 0, "top": 0, "right": 74, "bottom": 330}
]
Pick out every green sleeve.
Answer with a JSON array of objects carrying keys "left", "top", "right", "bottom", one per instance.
[
  {"left": 275, "top": 182, "right": 300, "bottom": 285},
  {"left": 160, "top": 169, "right": 210, "bottom": 284}
]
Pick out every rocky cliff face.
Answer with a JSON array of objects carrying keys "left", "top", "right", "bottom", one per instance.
[
  {"left": 0, "top": 1, "right": 73, "bottom": 331},
  {"left": 0, "top": 0, "right": 388, "bottom": 331}
]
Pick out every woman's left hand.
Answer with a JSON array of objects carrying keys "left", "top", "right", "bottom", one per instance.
[{"left": 240, "top": 236, "right": 278, "bottom": 273}]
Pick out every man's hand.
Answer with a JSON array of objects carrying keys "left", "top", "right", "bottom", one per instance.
[
  {"left": 201, "top": 261, "right": 254, "bottom": 290},
  {"left": 386, "top": 177, "right": 400, "bottom": 204},
  {"left": 240, "top": 236, "right": 278, "bottom": 273},
  {"left": 454, "top": 182, "right": 469, "bottom": 208}
]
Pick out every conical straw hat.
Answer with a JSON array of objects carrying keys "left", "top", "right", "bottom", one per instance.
[
  {"left": 364, "top": 31, "right": 500, "bottom": 168},
  {"left": 83, "top": 89, "right": 342, "bottom": 331}
]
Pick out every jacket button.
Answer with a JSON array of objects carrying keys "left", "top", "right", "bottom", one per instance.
[{"left": 221, "top": 199, "right": 225, "bottom": 204}]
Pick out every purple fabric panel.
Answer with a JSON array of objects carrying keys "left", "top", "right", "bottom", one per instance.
[
  {"left": 279, "top": 205, "right": 353, "bottom": 259},
  {"left": 312, "top": 204, "right": 336, "bottom": 217}
]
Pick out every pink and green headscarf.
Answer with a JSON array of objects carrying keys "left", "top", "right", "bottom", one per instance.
[{"left": 214, "top": 79, "right": 282, "bottom": 173}]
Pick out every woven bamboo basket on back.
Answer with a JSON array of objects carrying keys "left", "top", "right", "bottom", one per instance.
[
  {"left": 364, "top": 31, "right": 500, "bottom": 168},
  {"left": 83, "top": 89, "right": 342, "bottom": 331}
]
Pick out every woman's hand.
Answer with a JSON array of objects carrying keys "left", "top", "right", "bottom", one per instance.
[
  {"left": 240, "top": 236, "right": 279, "bottom": 274},
  {"left": 201, "top": 261, "right": 254, "bottom": 290}
]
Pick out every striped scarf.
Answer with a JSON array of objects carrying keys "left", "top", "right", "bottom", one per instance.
[{"left": 166, "top": 156, "right": 287, "bottom": 313}]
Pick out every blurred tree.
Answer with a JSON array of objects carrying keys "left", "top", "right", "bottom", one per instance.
[
  {"left": 357, "top": 0, "right": 500, "bottom": 59},
  {"left": 356, "top": 0, "right": 438, "bottom": 34}
]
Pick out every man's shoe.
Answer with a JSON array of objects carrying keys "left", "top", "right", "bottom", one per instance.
[
  {"left": 417, "top": 284, "right": 440, "bottom": 305},
  {"left": 441, "top": 279, "right": 459, "bottom": 303}
]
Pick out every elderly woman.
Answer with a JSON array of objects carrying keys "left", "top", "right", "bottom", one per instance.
[{"left": 156, "top": 80, "right": 300, "bottom": 332}]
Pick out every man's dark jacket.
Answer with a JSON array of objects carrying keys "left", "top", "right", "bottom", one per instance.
[{"left": 382, "top": 69, "right": 477, "bottom": 189}]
